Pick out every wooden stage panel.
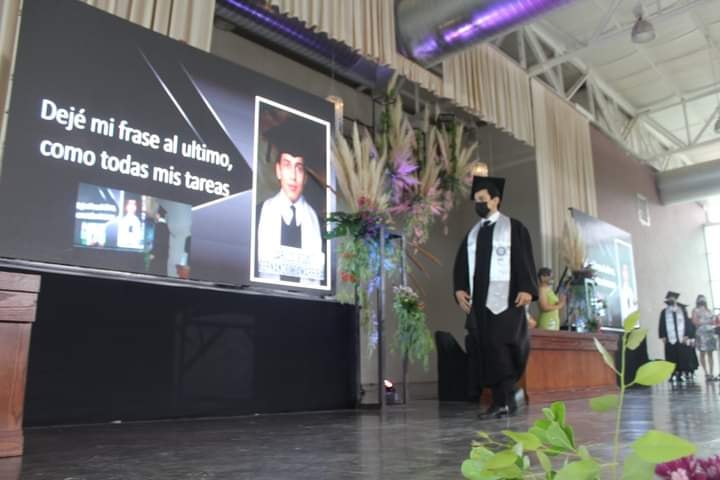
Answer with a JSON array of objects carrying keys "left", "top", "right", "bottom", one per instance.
[
  {"left": 522, "top": 329, "right": 619, "bottom": 404},
  {"left": 0, "top": 272, "right": 40, "bottom": 458}
]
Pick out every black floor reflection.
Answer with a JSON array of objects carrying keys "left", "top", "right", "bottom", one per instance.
[{"left": 5, "top": 383, "right": 720, "bottom": 479}]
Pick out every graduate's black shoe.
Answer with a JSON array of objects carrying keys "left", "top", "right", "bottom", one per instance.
[{"left": 478, "top": 405, "right": 510, "bottom": 419}]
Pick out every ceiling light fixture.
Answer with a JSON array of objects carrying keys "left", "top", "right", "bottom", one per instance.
[{"left": 631, "top": 5, "right": 656, "bottom": 44}]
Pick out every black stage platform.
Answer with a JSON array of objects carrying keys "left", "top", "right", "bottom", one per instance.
[{"left": 19, "top": 272, "right": 358, "bottom": 426}]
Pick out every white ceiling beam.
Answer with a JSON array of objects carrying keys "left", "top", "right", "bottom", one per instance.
[
  {"left": 518, "top": 30, "right": 527, "bottom": 69},
  {"left": 524, "top": 27, "right": 563, "bottom": 94},
  {"left": 649, "top": 137, "right": 720, "bottom": 162},
  {"left": 528, "top": 0, "right": 714, "bottom": 77},
  {"left": 639, "top": 83, "right": 720, "bottom": 114},
  {"left": 592, "top": 79, "right": 624, "bottom": 138},
  {"left": 682, "top": 101, "right": 692, "bottom": 145},
  {"left": 691, "top": 103, "right": 720, "bottom": 145},
  {"left": 622, "top": 116, "right": 637, "bottom": 140},
  {"left": 529, "top": 25, "right": 637, "bottom": 115},
  {"left": 641, "top": 115, "right": 688, "bottom": 148},
  {"left": 588, "top": 0, "right": 626, "bottom": 44},
  {"left": 566, "top": 72, "right": 588, "bottom": 100}
]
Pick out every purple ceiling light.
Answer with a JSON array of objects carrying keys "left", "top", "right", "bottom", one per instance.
[{"left": 396, "top": 0, "right": 575, "bottom": 67}]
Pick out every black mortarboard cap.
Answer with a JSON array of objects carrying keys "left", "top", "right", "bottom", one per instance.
[
  {"left": 470, "top": 176, "right": 506, "bottom": 200},
  {"left": 665, "top": 291, "right": 680, "bottom": 300},
  {"left": 157, "top": 205, "right": 167, "bottom": 217},
  {"left": 263, "top": 112, "right": 326, "bottom": 165}
]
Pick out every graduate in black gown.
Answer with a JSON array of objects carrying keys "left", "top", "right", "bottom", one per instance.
[
  {"left": 453, "top": 173, "right": 538, "bottom": 418},
  {"left": 149, "top": 206, "right": 170, "bottom": 276},
  {"left": 658, "top": 291, "right": 696, "bottom": 383}
]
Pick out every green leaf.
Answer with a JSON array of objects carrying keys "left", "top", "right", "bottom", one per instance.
[
  {"left": 502, "top": 431, "right": 542, "bottom": 451},
  {"left": 535, "top": 419, "right": 551, "bottom": 430},
  {"left": 461, "top": 459, "right": 498, "bottom": 480},
  {"left": 631, "top": 430, "right": 697, "bottom": 463},
  {"left": 633, "top": 361, "right": 676, "bottom": 386},
  {"left": 594, "top": 337, "right": 617, "bottom": 372},
  {"left": 563, "top": 424, "right": 576, "bottom": 449},
  {"left": 589, "top": 394, "right": 619, "bottom": 412},
  {"left": 476, "top": 431, "right": 491, "bottom": 440},
  {"left": 522, "top": 455, "right": 531, "bottom": 470},
  {"left": 543, "top": 408, "right": 555, "bottom": 422},
  {"left": 537, "top": 451, "right": 552, "bottom": 473},
  {"left": 551, "top": 402, "right": 566, "bottom": 427},
  {"left": 492, "top": 464, "right": 523, "bottom": 478},
  {"left": 623, "top": 310, "right": 641, "bottom": 332},
  {"left": 627, "top": 328, "right": 648, "bottom": 351},
  {"left": 546, "top": 423, "right": 574, "bottom": 452},
  {"left": 529, "top": 426, "right": 549, "bottom": 445},
  {"left": 555, "top": 460, "right": 600, "bottom": 480},
  {"left": 486, "top": 450, "right": 519, "bottom": 470},
  {"left": 578, "top": 446, "right": 592, "bottom": 461},
  {"left": 512, "top": 442, "right": 524, "bottom": 457},
  {"left": 622, "top": 452, "right": 655, "bottom": 480},
  {"left": 470, "top": 446, "right": 494, "bottom": 462}
]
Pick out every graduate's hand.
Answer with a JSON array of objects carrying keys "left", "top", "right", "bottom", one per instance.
[
  {"left": 515, "top": 292, "right": 532, "bottom": 308},
  {"left": 455, "top": 290, "right": 471, "bottom": 314}
]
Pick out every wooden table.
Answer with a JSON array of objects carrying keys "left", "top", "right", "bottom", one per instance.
[
  {"left": 522, "top": 329, "right": 619, "bottom": 404},
  {"left": 0, "top": 272, "right": 40, "bottom": 458}
]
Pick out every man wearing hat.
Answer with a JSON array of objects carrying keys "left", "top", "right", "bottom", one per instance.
[
  {"left": 149, "top": 205, "right": 170, "bottom": 276},
  {"left": 256, "top": 112, "right": 325, "bottom": 286},
  {"left": 453, "top": 170, "right": 538, "bottom": 418},
  {"left": 659, "top": 291, "right": 696, "bottom": 383}
]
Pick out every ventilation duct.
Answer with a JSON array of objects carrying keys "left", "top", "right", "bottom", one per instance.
[
  {"left": 656, "top": 158, "right": 720, "bottom": 205},
  {"left": 396, "top": 0, "right": 574, "bottom": 67}
]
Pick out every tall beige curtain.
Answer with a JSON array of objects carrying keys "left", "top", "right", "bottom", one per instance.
[
  {"left": 270, "top": 0, "right": 443, "bottom": 96},
  {"left": 532, "top": 78, "right": 598, "bottom": 273},
  {"left": 0, "top": 0, "right": 214, "bottom": 171},
  {"left": 443, "top": 44, "right": 534, "bottom": 146}
]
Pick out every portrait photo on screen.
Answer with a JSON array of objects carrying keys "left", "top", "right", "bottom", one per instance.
[
  {"left": 614, "top": 239, "right": 638, "bottom": 324},
  {"left": 250, "top": 97, "right": 331, "bottom": 290}
]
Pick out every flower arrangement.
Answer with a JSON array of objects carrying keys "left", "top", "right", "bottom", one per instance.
[
  {"left": 329, "top": 124, "right": 395, "bottom": 338},
  {"left": 393, "top": 108, "right": 445, "bottom": 246},
  {"left": 332, "top": 123, "right": 389, "bottom": 215},
  {"left": 392, "top": 285, "right": 434, "bottom": 370},
  {"left": 656, "top": 455, "right": 720, "bottom": 479},
  {"left": 562, "top": 214, "right": 588, "bottom": 273},
  {"left": 461, "top": 311, "right": 698, "bottom": 480},
  {"left": 328, "top": 75, "right": 479, "bottom": 354},
  {"left": 436, "top": 115, "right": 477, "bottom": 221}
]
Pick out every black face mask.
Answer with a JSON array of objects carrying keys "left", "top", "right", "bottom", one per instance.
[
  {"left": 666, "top": 300, "right": 676, "bottom": 306},
  {"left": 698, "top": 301, "right": 707, "bottom": 307},
  {"left": 475, "top": 201, "right": 490, "bottom": 218}
]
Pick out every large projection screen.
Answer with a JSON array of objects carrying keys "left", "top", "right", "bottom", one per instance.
[
  {"left": 571, "top": 209, "right": 639, "bottom": 331},
  {"left": 0, "top": 0, "right": 335, "bottom": 294}
]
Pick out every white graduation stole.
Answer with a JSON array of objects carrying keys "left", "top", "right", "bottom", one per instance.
[
  {"left": 665, "top": 307, "right": 685, "bottom": 345},
  {"left": 467, "top": 213, "right": 512, "bottom": 315}
]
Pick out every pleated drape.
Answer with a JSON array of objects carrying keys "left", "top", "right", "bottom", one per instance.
[
  {"left": 532, "top": 78, "right": 598, "bottom": 272},
  {"left": 443, "top": 44, "right": 535, "bottom": 146}
]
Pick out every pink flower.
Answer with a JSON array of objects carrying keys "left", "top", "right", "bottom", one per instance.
[{"left": 657, "top": 456, "right": 720, "bottom": 480}]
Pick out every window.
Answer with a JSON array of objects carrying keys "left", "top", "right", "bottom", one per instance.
[
  {"left": 637, "top": 194, "right": 650, "bottom": 227},
  {"left": 705, "top": 224, "right": 720, "bottom": 309}
]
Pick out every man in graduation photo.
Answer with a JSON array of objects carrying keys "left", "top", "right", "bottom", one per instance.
[
  {"left": 453, "top": 166, "right": 538, "bottom": 419},
  {"left": 255, "top": 113, "right": 326, "bottom": 286}
]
